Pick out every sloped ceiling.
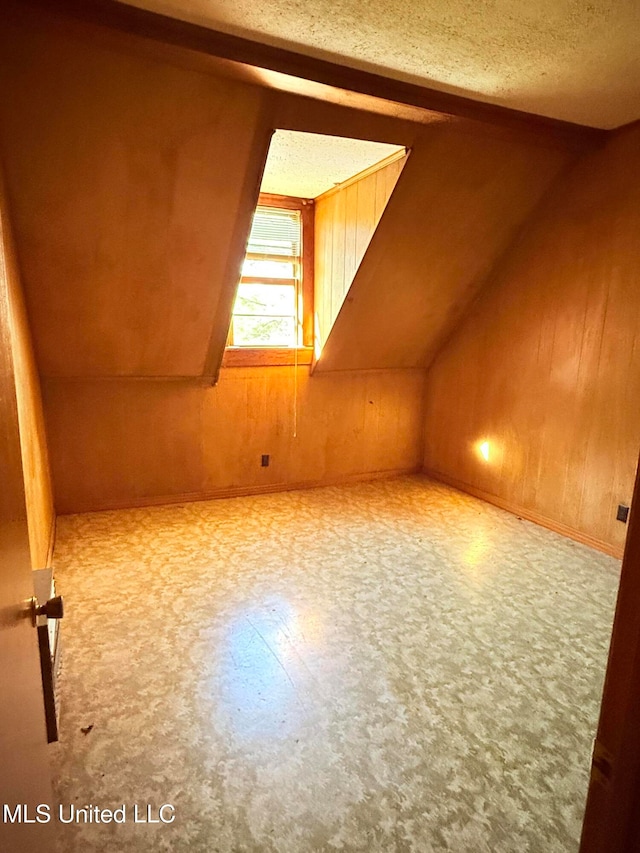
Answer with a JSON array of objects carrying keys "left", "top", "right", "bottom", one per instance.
[
  {"left": 315, "top": 123, "right": 576, "bottom": 372},
  {"left": 121, "top": 0, "right": 640, "bottom": 129},
  {"left": 0, "top": 8, "right": 588, "bottom": 384},
  {"left": 0, "top": 12, "right": 271, "bottom": 379}
]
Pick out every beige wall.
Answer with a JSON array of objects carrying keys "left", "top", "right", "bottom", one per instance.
[{"left": 424, "top": 124, "right": 640, "bottom": 557}]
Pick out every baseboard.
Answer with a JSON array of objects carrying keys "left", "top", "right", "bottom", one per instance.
[
  {"left": 59, "top": 466, "right": 421, "bottom": 515},
  {"left": 423, "top": 469, "right": 625, "bottom": 560}
]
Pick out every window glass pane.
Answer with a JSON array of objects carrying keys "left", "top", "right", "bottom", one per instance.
[
  {"left": 241, "top": 259, "right": 295, "bottom": 278},
  {"left": 227, "top": 203, "right": 304, "bottom": 351},
  {"left": 233, "top": 315, "right": 295, "bottom": 347},
  {"left": 234, "top": 283, "right": 295, "bottom": 316}
]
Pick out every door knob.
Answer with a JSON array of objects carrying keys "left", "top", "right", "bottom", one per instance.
[{"left": 36, "top": 595, "right": 64, "bottom": 620}]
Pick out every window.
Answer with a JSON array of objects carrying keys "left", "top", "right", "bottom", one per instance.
[
  {"left": 231, "top": 205, "right": 300, "bottom": 347},
  {"left": 224, "top": 193, "right": 313, "bottom": 367}
]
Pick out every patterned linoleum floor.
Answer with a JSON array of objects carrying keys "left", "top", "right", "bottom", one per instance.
[{"left": 50, "top": 476, "right": 620, "bottom": 853}]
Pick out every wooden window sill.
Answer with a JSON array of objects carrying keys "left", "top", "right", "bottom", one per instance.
[{"left": 222, "top": 347, "right": 313, "bottom": 367}]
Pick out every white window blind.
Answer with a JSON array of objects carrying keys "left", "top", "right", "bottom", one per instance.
[
  {"left": 230, "top": 203, "right": 303, "bottom": 348},
  {"left": 246, "top": 206, "right": 301, "bottom": 258}
]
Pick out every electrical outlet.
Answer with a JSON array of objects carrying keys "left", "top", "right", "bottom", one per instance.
[
  {"left": 261, "top": 454, "right": 270, "bottom": 467},
  {"left": 616, "top": 504, "right": 630, "bottom": 523}
]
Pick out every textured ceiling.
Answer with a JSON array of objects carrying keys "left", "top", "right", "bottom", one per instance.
[
  {"left": 121, "top": 0, "right": 640, "bottom": 128},
  {"left": 260, "top": 131, "right": 404, "bottom": 198}
]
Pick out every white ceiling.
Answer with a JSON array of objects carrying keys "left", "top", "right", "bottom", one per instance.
[
  {"left": 122, "top": 0, "right": 640, "bottom": 129},
  {"left": 260, "top": 131, "right": 404, "bottom": 198}
]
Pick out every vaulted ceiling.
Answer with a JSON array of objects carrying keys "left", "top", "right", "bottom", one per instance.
[
  {"left": 121, "top": 0, "right": 640, "bottom": 129},
  {"left": 315, "top": 125, "right": 573, "bottom": 372},
  {"left": 0, "top": 5, "right": 600, "bottom": 384}
]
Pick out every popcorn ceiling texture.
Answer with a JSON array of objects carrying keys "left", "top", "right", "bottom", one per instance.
[
  {"left": 260, "top": 131, "right": 404, "bottom": 199},
  {"left": 50, "top": 476, "right": 619, "bottom": 851},
  {"left": 124, "top": 0, "right": 640, "bottom": 128}
]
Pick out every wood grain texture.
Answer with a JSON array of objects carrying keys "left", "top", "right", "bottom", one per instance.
[
  {"left": 43, "top": 369, "right": 426, "bottom": 514},
  {"left": 0, "top": 14, "right": 270, "bottom": 378},
  {"left": 1, "top": 173, "right": 54, "bottom": 569},
  {"left": 315, "top": 124, "right": 575, "bottom": 372},
  {"left": 222, "top": 347, "right": 313, "bottom": 367},
  {"left": 314, "top": 152, "right": 407, "bottom": 347},
  {"left": 425, "top": 471, "right": 623, "bottom": 559},
  {"left": 0, "top": 171, "right": 53, "bottom": 847},
  {"left": 423, "top": 123, "right": 640, "bottom": 553}
]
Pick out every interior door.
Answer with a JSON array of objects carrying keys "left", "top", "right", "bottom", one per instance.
[
  {"left": 0, "top": 221, "right": 52, "bottom": 850},
  {"left": 580, "top": 458, "right": 640, "bottom": 851}
]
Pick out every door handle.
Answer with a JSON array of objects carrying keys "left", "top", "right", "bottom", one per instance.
[
  {"left": 37, "top": 595, "right": 64, "bottom": 620},
  {"left": 30, "top": 594, "right": 64, "bottom": 625}
]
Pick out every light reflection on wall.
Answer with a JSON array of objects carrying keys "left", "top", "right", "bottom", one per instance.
[
  {"left": 472, "top": 436, "right": 524, "bottom": 480},
  {"left": 216, "top": 596, "right": 325, "bottom": 742}
]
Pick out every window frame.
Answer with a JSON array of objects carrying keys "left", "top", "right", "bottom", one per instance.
[{"left": 223, "top": 192, "right": 314, "bottom": 368}]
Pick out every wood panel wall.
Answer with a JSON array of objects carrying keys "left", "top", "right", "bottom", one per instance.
[
  {"left": 315, "top": 125, "right": 576, "bottom": 372},
  {"left": 44, "top": 369, "right": 425, "bottom": 513},
  {"left": 423, "top": 124, "right": 640, "bottom": 556},
  {"left": 0, "top": 10, "right": 602, "bottom": 520},
  {"left": 0, "top": 12, "right": 270, "bottom": 379},
  {"left": 1, "top": 174, "right": 54, "bottom": 568},
  {"left": 0, "top": 13, "right": 429, "bottom": 516},
  {"left": 314, "top": 152, "right": 408, "bottom": 346}
]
